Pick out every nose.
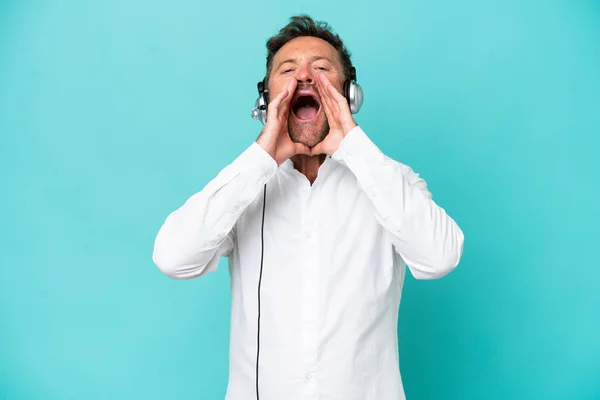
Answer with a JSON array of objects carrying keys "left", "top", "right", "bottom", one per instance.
[{"left": 295, "top": 65, "right": 314, "bottom": 85}]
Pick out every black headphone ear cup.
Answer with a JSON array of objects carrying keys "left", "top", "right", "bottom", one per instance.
[
  {"left": 252, "top": 81, "right": 269, "bottom": 124},
  {"left": 260, "top": 92, "right": 269, "bottom": 125},
  {"left": 257, "top": 81, "right": 269, "bottom": 124}
]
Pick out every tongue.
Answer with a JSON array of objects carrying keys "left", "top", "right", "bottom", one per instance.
[{"left": 296, "top": 105, "right": 318, "bottom": 120}]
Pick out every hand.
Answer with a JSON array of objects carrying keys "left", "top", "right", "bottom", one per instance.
[
  {"left": 256, "top": 79, "right": 312, "bottom": 165},
  {"left": 310, "top": 73, "right": 358, "bottom": 156}
]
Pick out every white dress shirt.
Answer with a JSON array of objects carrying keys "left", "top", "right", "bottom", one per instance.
[{"left": 153, "top": 126, "right": 464, "bottom": 400}]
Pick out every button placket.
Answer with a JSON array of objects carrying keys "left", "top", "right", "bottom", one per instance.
[{"left": 301, "top": 190, "right": 319, "bottom": 397}]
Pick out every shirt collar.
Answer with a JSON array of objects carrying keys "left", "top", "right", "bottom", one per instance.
[{"left": 280, "top": 155, "right": 333, "bottom": 171}]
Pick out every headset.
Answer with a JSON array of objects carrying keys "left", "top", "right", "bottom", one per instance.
[
  {"left": 253, "top": 68, "right": 363, "bottom": 400},
  {"left": 251, "top": 66, "right": 364, "bottom": 124}
]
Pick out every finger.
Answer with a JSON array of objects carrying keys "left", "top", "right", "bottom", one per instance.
[
  {"left": 317, "top": 73, "right": 335, "bottom": 103},
  {"left": 316, "top": 73, "right": 333, "bottom": 107},
  {"left": 316, "top": 73, "right": 332, "bottom": 112},
  {"left": 318, "top": 73, "right": 341, "bottom": 116},
  {"left": 317, "top": 75, "right": 339, "bottom": 129},
  {"left": 310, "top": 142, "right": 324, "bottom": 155},
  {"left": 319, "top": 73, "right": 349, "bottom": 113},
  {"left": 267, "top": 79, "right": 296, "bottom": 117},
  {"left": 327, "top": 82, "right": 350, "bottom": 112},
  {"left": 324, "top": 77, "right": 351, "bottom": 113},
  {"left": 294, "top": 142, "right": 312, "bottom": 155},
  {"left": 278, "top": 79, "right": 298, "bottom": 120},
  {"left": 321, "top": 91, "right": 339, "bottom": 129},
  {"left": 318, "top": 73, "right": 338, "bottom": 97},
  {"left": 278, "top": 79, "right": 297, "bottom": 119},
  {"left": 266, "top": 88, "right": 289, "bottom": 119}
]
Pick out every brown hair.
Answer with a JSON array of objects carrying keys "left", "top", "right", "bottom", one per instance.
[{"left": 265, "top": 15, "right": 353, "bottom": 83}]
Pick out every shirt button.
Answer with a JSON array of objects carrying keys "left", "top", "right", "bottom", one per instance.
[{"left": 305, "top": 373, "right": 313, "bottom": 382}]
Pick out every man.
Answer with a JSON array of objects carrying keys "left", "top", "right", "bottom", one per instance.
[{"left": 153, "top": 15, "right": 464, "bottom": 400}]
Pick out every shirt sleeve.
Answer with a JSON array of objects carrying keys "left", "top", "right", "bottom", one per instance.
[
  {"left": 152, "top": 142, "right": 278, "bottom": 279},
  {"left": 331, "top": 126, "right": 464, "bottom": 279}
]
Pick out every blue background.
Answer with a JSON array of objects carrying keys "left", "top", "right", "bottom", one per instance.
[{"left": 1, "top": 0, "right": 599, "bottom": 399}]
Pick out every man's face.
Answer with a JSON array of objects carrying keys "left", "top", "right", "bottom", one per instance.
[{"left": 267, "top": 36, "right": 345, "bottom": 148}]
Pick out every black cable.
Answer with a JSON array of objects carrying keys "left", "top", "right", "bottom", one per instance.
[{"left": 256, "top": 183, "right": 267, "bottom": 400}]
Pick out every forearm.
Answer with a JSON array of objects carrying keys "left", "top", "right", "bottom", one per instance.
[
  {"left": 152, "top": 142, "right": 277, "bottom": 279},
  {"left": 332, "top": 126, "right": 464, "bottom": 279}
]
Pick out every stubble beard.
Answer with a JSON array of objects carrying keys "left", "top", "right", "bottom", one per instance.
[{"left": 288, "top": 117, "right": 329, "bottom": 148}]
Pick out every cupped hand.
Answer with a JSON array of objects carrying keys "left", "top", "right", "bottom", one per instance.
[
  {"left": 310, "top": 73, "right": 358, "bottom": 156},
  {"left": 256, "top": 79, "right": 312, "bottom": 165}
]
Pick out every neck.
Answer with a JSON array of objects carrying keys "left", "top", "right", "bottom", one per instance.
[{"left": 290, "top": 153, "right": 326, "bottom": 185}]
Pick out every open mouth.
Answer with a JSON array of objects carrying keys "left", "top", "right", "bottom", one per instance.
[{"left": 292, "top": 94, "right": 321, "bottom": 120}]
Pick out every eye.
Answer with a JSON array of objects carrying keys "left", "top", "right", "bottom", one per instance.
[
  {"left": 282, "top": 68, "right": 293, "bottom": 74},
  {"left": 316, "top": 66, "right": 328, "bottom": 71}
]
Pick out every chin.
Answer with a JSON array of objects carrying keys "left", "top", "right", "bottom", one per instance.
[
  {"left": 288, "top": 87, "right": 329, "bottom": 148},
  {"left": 289, "top": 127, "right": 328, "bottom": 148},
  {"left": 288, "top": 118, "right": 329, "bottom": 148}
]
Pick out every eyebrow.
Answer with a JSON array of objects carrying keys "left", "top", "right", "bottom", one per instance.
[{"left": 275, "top": 55, "right": 334, "bottom": 71}]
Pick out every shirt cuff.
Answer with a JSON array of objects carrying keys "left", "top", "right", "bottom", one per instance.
[{"left": 331, "top": 126, "right": 386, "bottom": 166}]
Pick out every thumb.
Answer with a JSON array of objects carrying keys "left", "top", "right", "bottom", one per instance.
[
  {"left": 294, "top": 143, "right": 312, "bottom": 156},
  {"left": 310, "top": 142, "right": 326, "bottom": 156}
]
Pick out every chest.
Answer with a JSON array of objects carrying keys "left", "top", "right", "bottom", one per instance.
[
  {"left": 229, "top": 165, "right": 400, "bottom": 319},
  {"left": 234, "top": 165, "right": 394, "bottom": 278}
]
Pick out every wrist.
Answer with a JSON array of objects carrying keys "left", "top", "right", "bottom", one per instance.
[
  {"left": 342, "top": 120, "right": 357, "bottom": 136},
  {"left": 256, "top": 136, "right": 276, "bottom": 158}
]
